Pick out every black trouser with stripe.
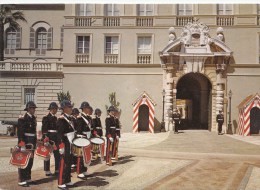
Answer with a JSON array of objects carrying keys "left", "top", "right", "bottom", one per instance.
[
  {"left": 18, "top": 136, "right": 36, "bottom": 182},
  {"left": 106, "top": 138, "right": 114, "bottom": 164},
  {"left": 218, "top": 122, "right": 223, "bottom": 133},
  {"left": 76, "top": 156, "right": 87, "bottom": 174},
  {"left": 44, "top": 133, "right": 60, "bottom": 172},
  {"left": 58, "top": 139, "right": 72, "bottom": 185}
]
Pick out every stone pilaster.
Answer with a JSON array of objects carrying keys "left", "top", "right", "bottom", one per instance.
[{"left": 164, "top": 66, "right": 174, "bottom": 131}]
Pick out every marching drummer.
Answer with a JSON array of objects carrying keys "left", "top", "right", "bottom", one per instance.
[
  {"left": 105, "top": 106, "right": 117, "bottom": 166},
  {"left": 75, "top": 101, "right": 92, "bottom": 179},
  {"left": 57, "top": 100, "right": 75, "bottom": 190},
  {"left": 41, "top": 102, "right": 60, "bottom": 176},
  {"left": 92, "top": 108, "right": 103, "bottom": 137},
  {"left": 71, "top": 108, "right": 80, "bottom": 169},
  {"left": 17, "top": 101, "right": 38, "bottom": 187},
  {"left": 112, "top": 109, "right": 121, "bottom": 161}
]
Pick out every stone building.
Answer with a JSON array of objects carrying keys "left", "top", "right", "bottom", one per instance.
[{"left": 1, "top": 4, "right": 260, "bottom": 134}]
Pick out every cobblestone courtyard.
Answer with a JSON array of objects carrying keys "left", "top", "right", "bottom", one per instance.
[{"left": 0, "top": 131, "right": 260, "bottom": 190}]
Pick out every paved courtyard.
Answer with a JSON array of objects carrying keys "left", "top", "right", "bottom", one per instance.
[{"left": 0, "top": 131, "right": 260, "bottom": 190}]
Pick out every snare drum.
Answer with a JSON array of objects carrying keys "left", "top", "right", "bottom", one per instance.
[
  {"left": 90, "top": 137, "right": 105, "bottom": 154},
  {"left": 72, "top": 137, "right": 90, "bottom": 156}
]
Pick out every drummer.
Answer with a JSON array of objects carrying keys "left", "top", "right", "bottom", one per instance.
[
  {"left": 57, "top": 100, "right": 75, "bottom": 190},
  {"left": 92, "top": 108, "right": 103, "bottom": 137},
  {"left": 17, "top": 101, "right": 38, "bottom": 187},
  {"left": 41, "top": 102, "right": 60, "bottom": 176},
  {"left": 105, "top": 106, "right": 117, "bottom": 166},
  {"left": 75, "top": 101, "right": 93, "bottom": 179}
]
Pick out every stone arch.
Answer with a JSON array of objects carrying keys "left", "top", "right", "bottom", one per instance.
[{"left": 31, "top": 21, "right": 51, "bottom": 31}]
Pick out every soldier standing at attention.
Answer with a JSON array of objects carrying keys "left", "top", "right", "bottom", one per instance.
[
  {"left": 92, "top": 108, "right": 103, "bottom": 137},
  {"left": 173, "top": 108, "right": 181, "bottom": 134},
  {"left": 216, "top": 110, "right": 224, "bottom": 135},
  {"left": 42, "top": 102, "right": 60, "bottom": 176},
  {"left": 17, "top": 101, "right": 37, "bottom": 187},
  {"left": 105, "top": 106, "right": 117, "bottom": 166},
  {"left": 75, "top": 101, "right": 92, "bottom": 179},
  {"left": 57, "top": 100, "right": 75, "bottom": 190},
  {"left": 112, "top": 109, "right": 121, "bottom": 160}
]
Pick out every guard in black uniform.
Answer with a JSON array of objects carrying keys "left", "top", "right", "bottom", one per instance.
[
  {"left": 71, "top": 108, "right": 80, "bottom": 169},
  {"left": 17, "top": 101, "right": 37, "bottom": 187},
  {"left": 75, "top": 101, "right": 93, "bottom": 179},
  {"left": 173, "top": 108, "right": 181, "bottom": 134},
  {"left": 92, "top": 108, "right": 103, "bottom": 137},
  {"left": 57, "top": 100, "right": 75, "bottom": 190},
  {"left": 42, "top": 102, "right": 60, "bottom": 176},
  {"left": 105, "top": 106, "right": 117, "bottom": 166},
  {"left": 216, "top": 110, "right": 224, "bottom": 135}
]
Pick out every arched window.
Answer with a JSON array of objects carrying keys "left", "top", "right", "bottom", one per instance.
[
  {"left": 36, "top": 27, "right": 47, "bottom": 49},
  {"left": 6, "top": 27, "right": 16, "bottom": 49}
]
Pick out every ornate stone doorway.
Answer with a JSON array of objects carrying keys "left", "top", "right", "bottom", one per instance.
[
  {"left": 159, "top": 21, "right": 233, "bottom": 132},
  {"left": 176, "top": 73, "right": 212, "bottom": 130}
]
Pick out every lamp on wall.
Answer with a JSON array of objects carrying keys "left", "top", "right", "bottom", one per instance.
[
  {"left": 227, "top": 89, "right": 233, "bottom": 134},
  {"left": 161, "top": 89, "right": 166, "bottom": 132}
]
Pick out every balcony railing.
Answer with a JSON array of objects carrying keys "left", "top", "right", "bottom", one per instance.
[
  {"left": 75, "top": 17, "right": 93, "bottom": 26},
  {"left": 137, "top": 54, "right": 151, "bottom": 64},
  {"left": 104, "top": 54, "right": 118, "bottom": 64},
  {"left": 104, "top": 17, "right": 120, "bottom": 26},
  {"left": 76, "top": 54, "right": 90, "bottom": 63},
  {"left": 136, "top": 17, "right": 153, "bottom": 27},
  {"left": 176, "top": 16, "right": 194, "bottom": 26},
  {"left": 0, "top": 61, "right": 62, "bottom": 71},
  {"left": 217, "top": 16, "right": 234, "bottom": 26}
]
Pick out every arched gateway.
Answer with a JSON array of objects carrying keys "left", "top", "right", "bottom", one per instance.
[{"left": 159, "top": 21, "right": 233, "bottom": 132}]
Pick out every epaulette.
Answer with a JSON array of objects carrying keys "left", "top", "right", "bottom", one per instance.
[{"left": 77, "top": 115, "right": 82, "bottom": 118}]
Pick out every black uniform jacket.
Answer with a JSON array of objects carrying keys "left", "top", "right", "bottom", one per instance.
[
  {"left": 92, "top": 116, "right": 103, "bottom": 137},
  {"left": 76, "top": 113, "right": 92, "bottom": 138},
  {"left": 216, "top": 114, "right": 224, "bottom": 124},
  {"left": 42, "top": 112, "right": 58, "bottom": 139},
  {"left": 17, "top": 112, "right": 37, "bottom": 144},
  {"left": 57, "top": 114, "right": 75, "bottom": 148},
  {"left": 105, "top": 115, "right": 117, "bottom": 138}
]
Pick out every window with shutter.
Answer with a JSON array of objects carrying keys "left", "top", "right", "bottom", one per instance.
[
  {"left": 5, "top": 27, "right": 16, "bottom": 54},
  {"left": 217, "top": 4, "right": 233, "bottom": 15},
  {"left": 16, "top": 27, "right": 21, "bottom": 49},
  {"left": 47, "top": 27, "right": 53, "bottom": 49},
  {"left": 137, "top": 4, "right": 153, "bottom": 16},
  {"left": 77, "top": 4, "right": 92, "bottom": 16},
  {"left": 29, "top": 27, "right": 35, "bottom": 49},
  {"left": 105, "top": 4, "right": 120, "bottom": 16},
  {"left": 105, "top": 36, "right": 119, "bottom": 54},
  {"left": 36, "top": 27, "right": 47, "bottom": 55},
  {"left": 178, "top": 4, "right": 193, "bottom": 15},
  {"left": 60, "top": 27, "right": 64, "bottom": 50}
]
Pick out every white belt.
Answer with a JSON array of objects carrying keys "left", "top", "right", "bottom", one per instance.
[
  {"left": 24, "top": 133, "right": 36, "bottom": 137},
  {"left": 110, "top": 126, "right": 116, "bottom": 129},
  {"left": 48, "top": 130, "right": 57, "bottom": 133},
  {"left": 96, "top": 127, "right": 102, "bottom": 129},
  {"left": 116, "top": 128, "right": 120, "bottom": 131}
]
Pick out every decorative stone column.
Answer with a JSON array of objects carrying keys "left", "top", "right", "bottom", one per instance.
[
  {"left": 164, "top": 66, "right": 174, "bottom": 131},
  {"left": 215, "top": 62, "right": 226, "bottom": 131}
]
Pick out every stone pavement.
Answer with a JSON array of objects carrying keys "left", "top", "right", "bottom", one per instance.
[{"left": 1, "top": 130, "right": 260, "bottom": 190}]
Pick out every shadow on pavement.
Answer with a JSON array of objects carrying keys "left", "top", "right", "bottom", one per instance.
[
  {"left": 74, "top": 176, "right": 109, "bottom": 187},
  {"left": 31, "top": 176, "right": 57, "bottom": 185},
  {"left": 113, "top": 155, "right": 135, "bottom": 166}
]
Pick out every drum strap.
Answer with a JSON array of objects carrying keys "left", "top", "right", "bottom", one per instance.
[
  {"left": 81, "top": 115, "right": 91, "bottom": 130},
  {"left": 63, "top": 116, "right": 75, "bottom": 131}
]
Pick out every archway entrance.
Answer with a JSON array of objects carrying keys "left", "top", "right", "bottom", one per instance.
[
  {"left": 250, "top": 107, "right": 260, "bottom": 135},
  {"left": 176, "top": 73, "right": 212, "bottom": 130},
  {"left": 138, "top": 104, "right": 149, "bottom": 131}
]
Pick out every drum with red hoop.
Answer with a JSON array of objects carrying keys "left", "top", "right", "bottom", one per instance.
[{"left": 10, "top": 144, "right": 33, "bottom": 169}]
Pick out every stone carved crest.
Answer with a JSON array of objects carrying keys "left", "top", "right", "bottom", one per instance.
[{"left": 180, "top": 21, "right": 211, "bottom": 47}]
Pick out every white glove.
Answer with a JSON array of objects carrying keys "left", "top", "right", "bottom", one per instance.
[
  {"left": 44, "top": 142, "right": 50, "bottom": 146},
  {"left": 109, "top": 137, "right": 114, "bottom": 143},
  {"left": 20, "top": 146, "right": 26, "bottom": 152},
  {"left": 116, "top": 136, "right": 119, "bottom": 140},
  {"left": 59, "top": 148, "right": 64, "bottom": 155}
]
